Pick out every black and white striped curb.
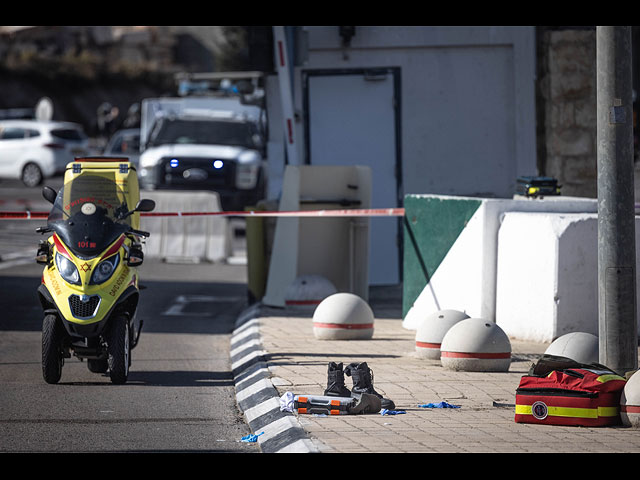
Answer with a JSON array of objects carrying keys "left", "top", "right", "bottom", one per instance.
[{"left": 230, "top": 304, "right": 319, "bottom": 453}]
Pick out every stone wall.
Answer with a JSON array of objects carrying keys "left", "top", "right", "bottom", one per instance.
[
  {"left": 538, "top": 28, "right": 598, "bottom": 198},
  {"left": 538, "top": 27, "right": 640, "bottom": 201}
]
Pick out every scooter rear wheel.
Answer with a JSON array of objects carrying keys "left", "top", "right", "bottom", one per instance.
[
  {"left": 42, "top": 314, "right": 64, "bottom": 384},
  {"left": 107, "top": 315, "right": 130, "bottom": 384}
]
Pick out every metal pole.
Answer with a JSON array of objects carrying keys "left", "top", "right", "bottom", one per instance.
[
  {"left": 272, "top": 26, "right": 300, "bottom": 166},
  {"left": 596, "top": 26, "right": 638, "bottom": 375}
]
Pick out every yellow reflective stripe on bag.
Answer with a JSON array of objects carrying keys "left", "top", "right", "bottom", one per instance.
[
  {"left": 596, "top": 374, "right": 626, "bottom": 383},
  {"left": 516, "top": 404, "right": 618, "bottom": 419}
]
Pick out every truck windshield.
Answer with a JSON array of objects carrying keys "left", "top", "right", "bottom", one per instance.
[{"left": 148, "top": 118, "right": 258, "bottom": 149}]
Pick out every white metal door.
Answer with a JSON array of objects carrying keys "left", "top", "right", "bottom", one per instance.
[{"left": 306, "top": 70, "right": 399, "bottom": 284}]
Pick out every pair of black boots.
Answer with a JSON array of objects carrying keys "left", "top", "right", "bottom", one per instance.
[{"left": 324, "top": 361, "right": 395, "bottom": 413}]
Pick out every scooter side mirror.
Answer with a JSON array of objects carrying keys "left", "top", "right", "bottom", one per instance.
[
  {"left": 42, "top": 186, "right": 57, "bottom": 205},
  {"left": 118, "top": 199, "right": 156, "bottom": 221},
  {"left": 35, "top": 240, "right": 51, "bottom": 265},
  {"left": 135, "top": 199, "right": 156, "bottom": 212},
  {"left": 127, "top": 245, "right": 144, "bottom": 267}
]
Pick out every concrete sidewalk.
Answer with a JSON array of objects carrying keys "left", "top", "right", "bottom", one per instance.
[{"left": 230, "top": 287, "right": 640, "bottom": 453}]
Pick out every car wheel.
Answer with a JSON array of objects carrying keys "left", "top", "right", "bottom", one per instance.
[{"left": 22, "top": 162, "right": 43, "bottom": 187}]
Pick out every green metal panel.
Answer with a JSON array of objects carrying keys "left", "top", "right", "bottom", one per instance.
[{"left": 403, "top": 195, "right": 482, "bottom": 317}]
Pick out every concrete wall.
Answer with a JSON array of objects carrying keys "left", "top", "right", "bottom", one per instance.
[
  {"left": 402, "top": 194, "right": 597, "bottom": 330},
  {"left": 403, "top": 195, "right": 640, "bottom": 343},
  {"left": 496, "top": 212, "right": 640, "bottom": 342}
]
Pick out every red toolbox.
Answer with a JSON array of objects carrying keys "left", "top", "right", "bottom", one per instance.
[{"left": 515, "top": 355, "right": 627, "bottom": 427}]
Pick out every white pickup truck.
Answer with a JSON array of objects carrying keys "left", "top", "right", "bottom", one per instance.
[{"left": 138, "top": 97, "right": 266, "bottom": 211}]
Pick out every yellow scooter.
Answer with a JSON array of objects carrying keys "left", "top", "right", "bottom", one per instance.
[{"left": 36, "top": 157, "right": 155, "bottom": 384}]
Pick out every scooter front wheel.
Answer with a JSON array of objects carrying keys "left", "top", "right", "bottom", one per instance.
[
  {"left": 107, "top": 315, "right": 130, "bottom": 384},
  {"left": 42, "top": 314, "right": 64, "bottom": 384}
]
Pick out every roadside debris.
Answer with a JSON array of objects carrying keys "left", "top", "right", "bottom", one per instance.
[
  {"left": 241, "top": 432, "right": 264, "bottom": 443},
  {"left": 418, "top": 402, "right": 461, "bottom": 409},
  {"left": 280, "top": 391, "right": 295, "bottom": 412},
  {"left": 279, "top": 361, "right": 397, "bottom": 416},
  {"left": 280, "top": 391, "right": 381, "bottom": 415},
  {"left": 380, "top": 409, "right": 406, "bottom": 415}
]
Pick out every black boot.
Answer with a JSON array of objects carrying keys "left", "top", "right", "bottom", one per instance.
[
  {"left": 348, "top": 392, "right": 381, "bottom": 415},
  {"left": 345, "top": 362, "right": 395, "bottom": 410},
  {"left": 323, "top": 362, "right": 351, "bottom": 397}
]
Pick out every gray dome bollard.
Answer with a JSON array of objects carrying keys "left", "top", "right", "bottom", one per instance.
[
  {"left": 312, "top": 293, "right": 374, "bottom": 340},
  {"left": 621, "top": 371, "right": 640, "bottom": 427},
  {"left": 284, "top": 274, "right": 337, "bottom": 310},
  {"left": 544, "top": 332, "right": 598, "bottom": 364},
  {"left": 440, "top": 318, "right": 511, "bottom": 371},
  {"left": 415, "top": 309, "right": 469, "bottom": 359}
]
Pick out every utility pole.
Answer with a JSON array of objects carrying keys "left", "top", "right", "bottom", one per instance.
[{"left": 596, "top": 26, "right": 638, "bottom": 375}]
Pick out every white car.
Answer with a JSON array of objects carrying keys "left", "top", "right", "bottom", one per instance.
[{"left": 0, "top": 120, "right": 89, "bottom": 187}]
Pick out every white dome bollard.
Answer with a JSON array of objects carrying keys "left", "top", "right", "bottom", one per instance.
[
  {"left": 440, "top": 318, "right": 511, "bottom": 372},
  {"left": 312, "top": 293, "right": 374, "bottom": 340},
  {"left": 544, "top": 332, "right": 598, "bottom": 364},
  {"left": 284, "top": 274, "right": 337, "bottom": 310},
  {"left": 621, "top": 371, "right": 640, "bottom": 427},
  {"left": 415, "top": 310, "right": 469, "bottom": 359}
]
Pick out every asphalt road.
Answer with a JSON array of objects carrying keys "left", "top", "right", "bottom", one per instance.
[{"left": 0, "top": 177, "right": 258, "bottom": 453}]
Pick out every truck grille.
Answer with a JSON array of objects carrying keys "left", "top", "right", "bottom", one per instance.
[
  {"left": 160, "top": 157, "right": 236, "bottom": 189},
  {"left": 68, "top": 294, "right": 101, "bottom": 319}
]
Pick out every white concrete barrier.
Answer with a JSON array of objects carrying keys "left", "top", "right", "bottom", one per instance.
[
  {"left": 312, "top": 293, "right": 374, "bottom": 340},
  {"left": 621, "top": 372, "right": 640, "bottom": 427},
  {"left": 544, "top": 332, "right": 599, "bottom": 364},
  {"left": 440, "top": 317, "right": 512, "bottom": 372},
  {"left": 495, "top": 212, "right": 640, "bottom": 343},
  {"left": 403, "top": 195, "right": 597, "bottom": 330},
  {"left": 284, "top": 274, "right": 337, "bottom": 310},
  {"left": 140, "top": 190, "right": 232, "bottom": 263},
  {"left": 415, "top": 309, "right": 469, "bottom": 359}
]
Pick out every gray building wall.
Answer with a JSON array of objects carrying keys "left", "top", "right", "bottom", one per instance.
[{"left": 280, "top": 26, "right": 538, "bottom": 202}]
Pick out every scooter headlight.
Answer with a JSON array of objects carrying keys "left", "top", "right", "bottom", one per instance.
[
  {"left": 55, "top": 252, "right": 80, "bottom": 285},
  {"left": 90, "top": 254, "right": 119, "bottom": 285}
]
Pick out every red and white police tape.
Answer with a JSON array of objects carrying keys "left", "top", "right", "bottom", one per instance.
[{"left": 0, "top": 208, "right": 405, "bottom": 220}]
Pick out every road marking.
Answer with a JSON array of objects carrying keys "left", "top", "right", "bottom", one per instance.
[
  {"left": 0, "top": 250, "right": 33, "bottom": 270},
  {"left": 162, "top": 294, "right": 244, "bottom": 316}
]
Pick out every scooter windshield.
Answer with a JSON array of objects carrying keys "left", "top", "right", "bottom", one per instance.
[{"left": 48, "top": 173, "right": 133, "bottom": 258}]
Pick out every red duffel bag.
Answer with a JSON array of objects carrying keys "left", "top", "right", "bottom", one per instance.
[{"left": 515, "top": 355, "right": 627, "bottom": 427}]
